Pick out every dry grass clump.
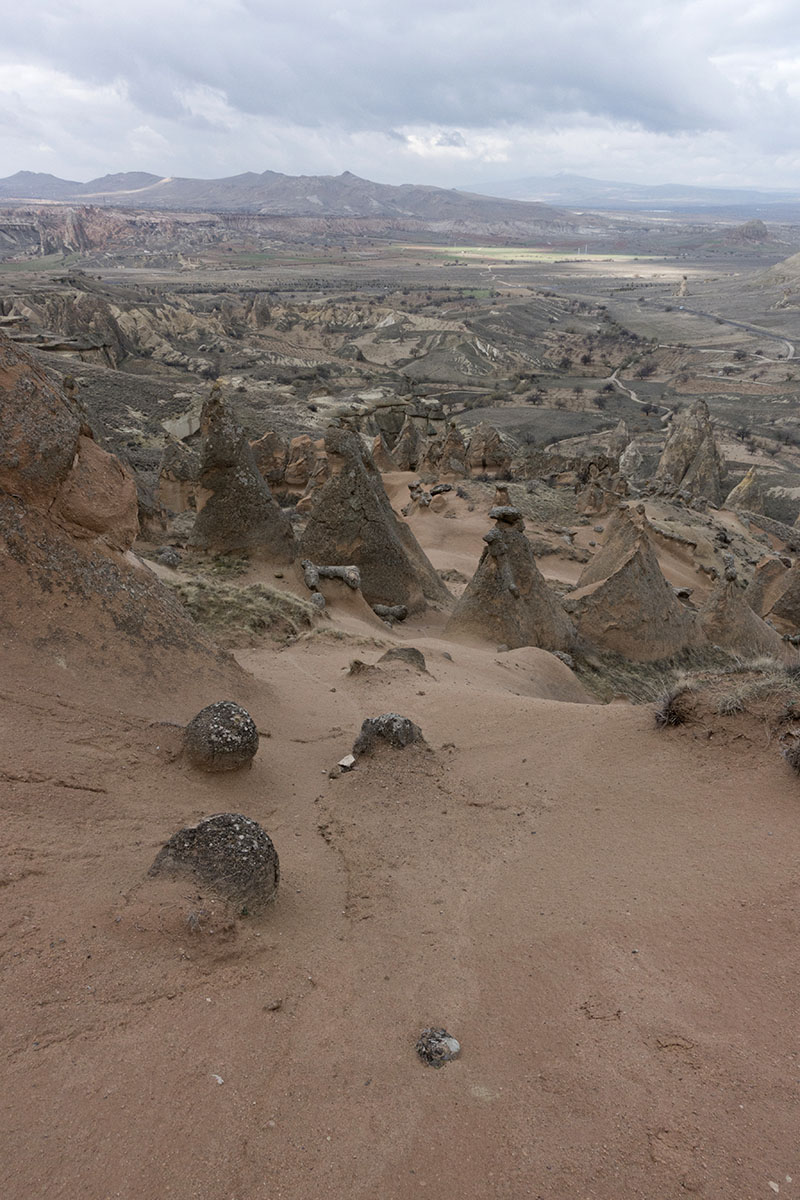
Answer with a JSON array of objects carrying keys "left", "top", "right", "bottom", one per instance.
[
  {"left": 167, "top": 578, "right": 317, "bottom": 646},
  {"left": 653, "top": 655, "right": 800, "bottom": 735},
  {"left": 573, "top": 645, "right": 732, "bottom": 705},
  {"left": 654, "top": 681, "right": 698, "bottom": 727},
  {"left": 781, "top": 736, "right": 800, "bottom": 775}
]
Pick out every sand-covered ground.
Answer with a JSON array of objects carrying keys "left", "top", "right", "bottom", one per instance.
[{"left": 2, "top": 499, "right": 800, "bottom": 1200}]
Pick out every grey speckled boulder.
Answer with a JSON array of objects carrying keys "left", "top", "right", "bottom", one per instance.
[
  {"left": 353, "top": 713, "right": 424, "bottom": 756},
  {"left": 148, "top": 813, "right": 279, "bottom": 913},
  {"left": 183, "top": 701, "right": 259, "bottom": 772}
]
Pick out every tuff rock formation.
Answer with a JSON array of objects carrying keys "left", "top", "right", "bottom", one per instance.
[
  {"left": 299, "top": 428, "right": 448, "bottom": 613},
  {"left": 760, "top": 562, "right": 800, "bottom": 633},
  {"left": 566, "top": 508, "right": 703, "bottom": 660},
  {"left": 189, "top": 387, "right": 295, "bottom": 561},
  {"left": 699, "top": 581, "right": 790, "bottom": 659},
  {"left": 249, "top": 430, "right": 289, "bottom": 486},
  {"left": 393, "top": 417, "right": 426, "bottom": 471},
  {"left": 654, "top": 399, "right": 725, "bottom": 504},
  {"left": 445, "top": 507, "right": 574, "bottom": 651},
  {"left": 466, "top": 422, "right": 512, "bottom": 474},
  {"left": 745, "top": 556, "right": 791, "bottom": 617},
  {"left": 371, "top": 433, "right": 397, "bottom": 472},
  {"left": 157, "top": 438, "right": 201, "bottom": 514},
  {"left": 436, "top": 424, "right": 468, "bottom": 477},
  {"left": 724, "top": 467, "right": 765, "bottom": 514},
  {"left": 0, "top": 332, "right": 226, "bottom": 681},
  {"left": 284, "top": 435, "right": 324, "bottom": 491}
]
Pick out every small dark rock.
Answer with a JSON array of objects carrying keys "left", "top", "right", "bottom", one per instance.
[
  {"left": 415, "top": 1027, "right": 460, "bottom": 1068},
  {"left": 372, "top": 603, "right": 409, "bottom": 624},
  {"left": 353, "top": 713, "right": 424, "bottom": 756},
  {"left": 378, "top": 647, "right": 427, "bottom": 672},
  {"left": 156, "top": 546, "right": 182, "bottom": 568}
]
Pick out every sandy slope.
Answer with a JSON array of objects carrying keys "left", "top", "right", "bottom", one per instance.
[{"left": 3, "top": 522, "right": 800, "bottom": 1199}]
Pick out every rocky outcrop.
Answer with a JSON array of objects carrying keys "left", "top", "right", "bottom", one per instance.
[
  {"left": 189, "top": 388, "right": 295, "bottom": 562},
  {"left": 0, "top": 336, "right": 83, "bottom": 505},
  {"left": 577, "top": 505, "right": 645, "bottom": 588},
  {"left": 746, "top": 556, "right": 791, "bottom": 616},
  {"left": 567, "top": 507, "right": 703, "bottom": 661},
  {"left": 299, "top": 428, "right": 447, "bottom": 613},
  {"left": 157, "top": 438, "right": 201, "bottom": 514},
  {"left": 51, "top": 434, "right": 139, "bottom": 552},
  {"left": 654, "top": 399, "right": 725, "bottom": 504},
  {"left": 284, "top": 435, "right": 325, "bottom": 491},
  {"left": 724, "top": 467, "right": 765, "bottom": 514},
  {"left": 466, "top": 423, "right": 512, "bottom": 474},
  {"left": 618, "top": 439, "right": 645, "bottom": 485},
  {"left": 0, "top": 331, "right": 227, "bottom": 683},
  {"left": 445, "top": 507, "right": 574, "bottom": 651},
  {"left": 760, "top": 563, "right": 800, "bottom": 633},
  {"left": 352, "top": 713, "right": 425, "bottom": 756}
]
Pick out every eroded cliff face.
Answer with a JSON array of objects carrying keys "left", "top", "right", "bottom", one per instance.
[{"left": 0, "top": 332, "right": 231, "bottom": 686}]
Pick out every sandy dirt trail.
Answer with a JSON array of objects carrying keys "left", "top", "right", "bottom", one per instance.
[{"left": 2, "top": 588, "right": 800, "bottom": 1199}]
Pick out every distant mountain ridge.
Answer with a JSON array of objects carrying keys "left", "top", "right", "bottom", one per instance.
[
  {"left": 0, "top": 168, "right": 578, "bottom": 222},
  {"left": 462, "top": 173, "right": 800, "bottom": 215}
]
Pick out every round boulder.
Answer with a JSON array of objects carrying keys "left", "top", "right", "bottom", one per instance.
[
  {"left": 183, "top": 701, "right": 259, "bottom": 772},
  {"left": 148, "top": 813, "right": 279, "bottom": 914}
]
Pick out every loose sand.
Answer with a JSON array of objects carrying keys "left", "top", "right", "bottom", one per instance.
[{"left": 2, "top": 507, "right": 800, "bottom": 1200}]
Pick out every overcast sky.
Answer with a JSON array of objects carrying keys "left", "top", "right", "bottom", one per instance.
[{"left": 2, "top": 0, "right": 800, "bottom": 190}]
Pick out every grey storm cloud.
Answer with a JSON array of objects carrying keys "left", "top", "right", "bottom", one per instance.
[
  {"left": 1, "top": 0, "right": 785, "bottom": 133},
  {"left": 3, "top": 1, "right": 800, "bottom": 185}
]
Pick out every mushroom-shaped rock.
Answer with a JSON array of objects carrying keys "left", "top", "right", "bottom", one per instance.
[
  {"left": 445, "top": 510, "right": 574, "bottom": 652},
  {"left": 148, "top": 813, "right": 279, "bottom": 914},
  {"left": 183, "top": 701, "right": 259, "bottom": 772},
  {"left": 189, "top": 388, "right": 296, "bottom": 562},
  {"left": 353, "top": 713, "right": 424, "bottom": 756}
]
